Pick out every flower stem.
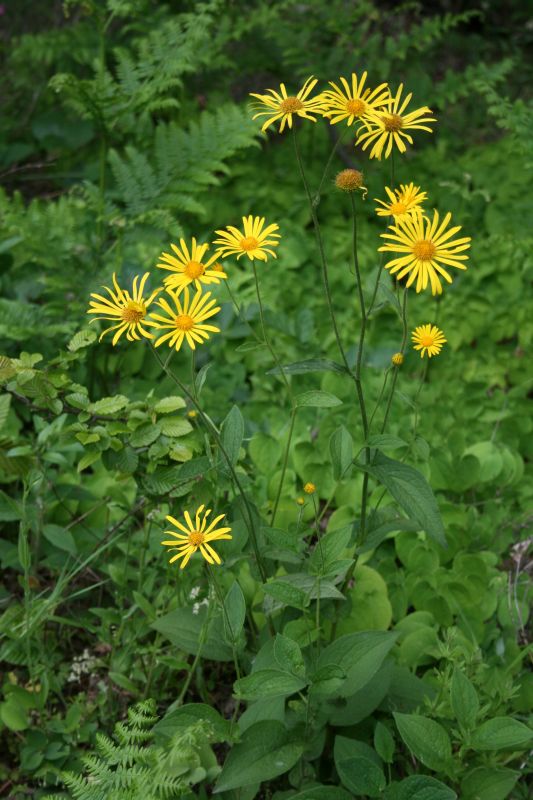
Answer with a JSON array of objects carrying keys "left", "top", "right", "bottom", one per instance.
[
  {"left": 313, "top": 128, "right": 347, "bottom": 206},
  {"left": 272, "top": 406, "right": 297, "bottom": 527},
  {"left": 207, "top": 564, "right": 241, "bottom": 725},
  {"left": 381, "top": 286, "right": 408, "bottom": 433},
  {"left": 176, "top": 596, "right": 214, "bottom": 705}
]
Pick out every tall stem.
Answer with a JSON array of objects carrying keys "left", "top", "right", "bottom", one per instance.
[
  {"left": 381, "top": 286, "right": 408, "bottom": 434},
  {"left": 313, "top": 128, "right": 348, "bottom": 206},
  {"left": 208, "top": 564, "right": 241, "bottom": 725}
]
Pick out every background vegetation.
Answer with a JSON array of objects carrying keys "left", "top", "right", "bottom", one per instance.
[{"left": 0, "top": 1, "right": 532, "bottom": 798}]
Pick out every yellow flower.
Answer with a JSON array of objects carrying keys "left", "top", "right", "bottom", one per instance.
[
  {"left": 150, "top": 287, "right": 221, "bottom": 351},
  {"left": 87, "top": 272, "right": 160, "bottom": 346},
  {"left": 187, "top": 410, "right": 198, "bottom": 419},
  {"left": 412, "top": 324, "right": 447, "bottom": 358},
  {"left": 375, "top": 183, "right": 427, "bottom": 221},
  {"left": 213, "top": 215, "right": 280, "bottom": 262},
  {"left": 391, "top": 352, "right": 404, "bottom": 366},
  {"left": 250, "top": 76, "right": 327, "bottom": 133},
  {"left": 335, "top": 169, "right": 367, "bottom": 196},
  {"left": 156, "top": 238, "right": 227, "bottom": 293},
  {"left": 303, "top": 482, "right": 316, "bottom": 494},
  {"left": 357, "top": 83, "right": 436, "bottom": 160},
  {"left": 323, "top": 72, "right": 389, "bottom": 126},
  {"left": 378, "top": 210, "right": 471, "bottom": 295},
  {"left": 161, "top": 505, "right": 232, "bottom": 569},
  {"left": 296, "top": 497, "right": 305, "bottom": 506}
]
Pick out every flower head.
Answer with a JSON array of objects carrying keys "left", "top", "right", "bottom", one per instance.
[
  {"left": 357, "top": 84, "right": 436, "bottom": 160},
  {"left": 375, "top": 183, "right": 427, "bottom": 221},
  {"left": 161, "top": 505, "right": 232, "bottom": 569},
  {"left": 304, "top": 482, "right": 316, "bottom": 494},
  {"left": 214, "top": 215, "right": 280, "bottom": 262},
  {"left": 391, "top": 352, "right": 404, "bottom": 366},
  {"left": 378, "top": 210, "right": 471, "bottom": 295},
  {"left": 156, "top": 238, "right": 227, "bottom": 294},
  {"left": 87, "top": 272, "right": 160, "bottom": 345},
  {"left": 250, "top": 76, "right": 327, "bottom": 133},
  {"left": 323, "top": 72, "right": 389, "bottom": 126},
  {"left": 150, "top": 287, "right": 221, "bottom": 351},
  {"left": 335, "top": 169, "right": 367, "bottom": 196},
  {"left": 412, "top": 324, "right": 447, "bottom": 358},
  {"left": 296, "top": 497, "right": 305, "bottom": 506}
]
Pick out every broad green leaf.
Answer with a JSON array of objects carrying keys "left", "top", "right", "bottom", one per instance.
[
  {"left": 336, "top": 756, "right": 386, "bottom": 797},
  {"left": 77, "top": 450, "right": 101, "bottom": 472},
  {"left": 154, "top": 395, "right": 186, "bottom": 413},
  {"left": 365, "top": 453, "right": 446, "bottom": 547},
  {"left": 160, "top": 416, "right": 192, "bottom": 437},
  {"left": 461, "top": 766, "right": 520, "bottom": 800},
  {"left": 318, "top": 631, "right": 398, "bottom": 697},
  {"left": 286, "top": 786, "right": 352, "bottom": 800},
  {"left": 43, "top": 524, "right": 77, "bottom": 555},
  {"left": 214, "top": 720, "right": 303, "bottom": 792},
  {"left": 67, "top": 328, "right": 97, "bottom": 352},
  {"left": 330, "top": 426, "right": 353, "bottom": 480},
  {"left": 234, "top": 669, "right": 307, "bottom": 700},
  {"left": 195, "top": 362, "right": 212, "bottom": 396},
  {"left": 296, "top": 390, "right": 343, "bottom": 408},
  {"left": 309, "top": 526, "right": 352, "bottom": 575},
  {"left": 273, "top": 634, "right": 306, "bottom": 678},
  {"left": 470, "top": 717, "right": 532, "bottom": 751},
  {"left": 151, "top": 607, "right": 233, "bottom": 662},
  {"left": 450, "top": 669, "right": 479, "bottom": 729},
  {"left": 0, "top": 698, "right": 28, "bottom": 731},
  {"left": 367, "top": 434, "right": 408, "bottom": 450},
  {"left": 249, "top": 433, "right": 282, "bottom": 473},
  {"left": 142, "top": 457, "right": 210, "bottom": 494},
  {"left": 18, "top": 531, "right": 30, "bottom": 570},
  {"left": 154, "top": 703, "right": 232, "bottom": 744},
  {"left": 374, "top": 722, "right": 395, "bottom": 764},
  {"left": 130, "top": 421, "right": 162, "bottom": 447},
  {"left": 263, "top": 579, "right": 310, "bottom": 609},
  {"left": 109, "top": 671, "right": 137, "bottom": 693},
  {"left": 221, "top": 405, "right": 244, "bottom": 466},
  {"left": 0, "top": 393, "right": 11, "bottom": 430},
  {"left": 386, "top": 775, "right": 457, "bottom": 800},
  {"left": 309, "top": 664, "right": 346, "bottom": 697},
  {"left": 0, "top": 490, "right": 22, "bottom": 521},
  {"left": 88, "top": 394, "right": 129, "bottom": 415},
  {"left": 224, "top": 581, "right": 246, "bottom": 643},
  {"left": 393, "top": 712, "right": 452, "bottom": 771},
  {"left": 268, "top": 358, "right": 348, "bottom": 375}
]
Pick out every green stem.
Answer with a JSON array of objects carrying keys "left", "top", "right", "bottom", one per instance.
[
  {"left": 381, "top": 286, "right": 408, "bottom": 434},
  {"left": 272, "top": 406, "right": 297, "bottom": 527},
  {"left": 313, "top": 128, "right": 348, "bottom": 206},
  {"left": 149, "top": 344, "right": 269, "bottom": 587},
  {"left": 366, "top": 151, "right": 396, "bottom": 317},
  {"left": 176, "top": 598, "right": 213, "bottom": 705},
  {"left": 368, "top": 368, "right": 391, "bottom": 430},
  {"left": 207, "top": 564, "right": 241, "bottom": 725},
  {"left": 224, "top": 280, "right": 263, "bottom": 343}
]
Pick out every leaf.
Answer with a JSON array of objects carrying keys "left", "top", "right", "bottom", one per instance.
[
  {"left": 393, "top": 713, "right": 452, "bottom": 771},
  {"left": 154, "top": 395, "right": 186, "bottom": 413},
  {"left": 365, "top": 453, "right": 446, "bottom": 547},
  {"left": 195, "top": 361, "right": 212, "bottom": 396},
  {"left": 337, "top": 756, "right": 386, "bottom": 797},
  {"left": 154, "top": 703, "right": 232, "bottom": 744},
  {"left": 286, "top": 786, "right": 353, "bottom": 800},
  {"left": 273, "top": 634, "right": 306, "bottom": 678},
  {"left": 450, "top": 669, "right": 479, "bottom": 729},
  {"left": 296, "top": 390, "right": 343, "bottom": 408},
  {"left": 224, "top": 581, "right": 246, "bottom": 643},
  {"left": 318, "top": 631, "right": 398, "bottom": 697},
  {"left": 470, "top": 717, "right": 533, "bottom": 751},
  {"left": 151, "top": 607, "right": 233, "bottom": 662},
  {"left": 43, "top": 524, "right": 77, "bottom": 555},
  {"left": 88, "top": 395, "right": 129, "bottom": 415},
  {"left": 309, "top": 525, "right": 352, "bottom": 575},
  {"left": 0, "top": 698, "right": 28, "bottom": 731},
  {"left": 267, "top": 358, "right": 348, "bottom": 375},
  {"left": 367, "top": 434, "right": 408, "bottom": 450},
  {"left": 142, "top": 457, "right": 210, "bottom": 494},
  {"left": 67, "top": 328, "right": 97, "bottom": 352},
  {"left": 77, "top": 450, "right": 101, "bottom": 472},
  {"left": 461, "top": 767, "right": 520, "bottom": 800},
  {"left": 263, "top": 579, "right": 310, "bottom": 610},
  {"left": 160, "top": 416, "right": 192, "bottom": 437},
  {"left": 0, "top": 490, "right": 22, "bottom": 521},
  {"left": 234, "top": 669, "right": 307, "bottom": 700},
  {"left": 130, "top": 421, "right": 162, "bottom": 447},
  {"left": 109, "top": 671, "right": 137, "bottom": 693},
  {"left": 214, "top": 720, "right": 303, "bottom": 792},
  {"left": 0, "top": 393, "right": 11, "bottom": 430},
  {"left": 386, "top": 775, "right": 457, "bottom": 800},
  {"left": 18, "top": 532, "right": 30, "bottom": 570},
  {"left": 249, "top": 433, "right": 282, "bottom": 473},
  {"left": 221, "top": 405, "right": 244, "bottom": 466},
  {"left": 330, "top": 426, "right": 353, "bottom": 480},
  {"left": 374, "top": 722, "right": 395, "bottom": 764}
]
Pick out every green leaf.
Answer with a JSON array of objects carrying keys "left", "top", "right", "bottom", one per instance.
[
  {"left": 263, "top": 579, "right": 310, "bottom": 610},
  {"left": 130, "top": 421, "right": 162, "bottom": 447},
  {"left": 67, "top": 328, "right": 97, "bottom": 352},
  {"left": 214, "top": 721, "right": 303, "bottom": 792},
  {"left": 249, "top": 433, "right": 282, "bottom": 473},
  {"left": 286, "top": 786, "right": 353, "bottom": 800},
  {"left": 154, "top": 703, "right": 232, "bottom": 744},
  {"left": 273, "top": 634, "right": 306, "bottom": 678},
  {"left": 0, "top": 393, "right": 11, "bottom": 430},
  {"left": 77, "top": 450, "right": 101, "bottom": 472},
  {"left": 393, "top": 713, "right": 452, "bottom": 771},
  {"left": 88, "top": 394, "right": 129, "bottom": 415},
  {"left": 461, "top": 767, "right": 519, "bottom": 800},
  {"left": 43, "top": 524, "right": 77, "bottom": 555},
  {"left": 309, "top": 525, "right": 352, "bottom": 575},
  {"left": 221, "top": 405, "right": 244, "bottom": 466},
  {"left": 160, "top": 416, "right": 192, "bottom": 437},
  {"left": 268, "top": 358, "right": 348, "bottom": 375},
  {"left": 0, "top": 698, "right": 28, "bottom": 731},
  {"left": 386, "top": 775, "right": 457, "bottom": 800},
  {"left": 470, "top": 717, "right": 532, "bottom": 751},
  {"left": 296, "top": 390, "right": 343, "bottom": 408},
  {"left": 224, "top": 581, "right": 246, "bottom": 643},
  {"left": 367, "top": 434, "right": 408, "bottom": 450},
  {"left": 0, "top": 490, "right": 22, "bottom": 521},
  {"left": 374, "top": 722, "right": 395, "bottom": 764},
  {"left": 151, "top": 607, "right": 233, "bottom": 662},
  {"left": 330, "top": 426, "right": 353, "bottom": 480},
  {"left": 318, "top": 631, "right": 398, "bottom": 697},
  {"left": 365, "top": 453, "right": 446, "bottom": 547},
  {"left": 18, "top": 532, "right": 30, "bottom": 570},
  {"left": 109, "top": 671, "right": 137, "bottom": 693},
  {"left": 154, "top": 395, "right": 186, "bottom": 413},
  {"left": 142, "top": 457, "right": 210, "bottom": 494},
  {"left": 234, "top": 669, "right": 307, "bottom": 700},
  {"left": 336, "top": 756, "right": 386, "bottom": 797},
  {"left": 450, "top": 669, "right": 479, "bottom": 730},
  {"left": 195, "top": 362, "right": 212, "bottom": 396}
]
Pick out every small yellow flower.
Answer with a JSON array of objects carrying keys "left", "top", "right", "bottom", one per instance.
[
  {"left": 303, "top": 482, "right": 316, "bottom": 494},
  {"left": 375, "top": 183, "right": 427, "bottom": 221},
  {"left": 156, "top": 238, "right": 227, "bottom": 293},
  {"left": 335, "top": 169, "right": 367, "bottom": 196},
  {"left": 323, "top": 72, "right": 389, "bottom": 126},
  {"left": 250, "top": 76, "right": 327, "bottom": 133},
  {"left": 150, "top": 287, "right": 221, "bottom": 351},
  {"left": 296, "top": 497, "right": 305, "bottom": 506},
  {"left": 87, "top": 272, "right": 160, "bottom": 346},
  {"left": 412, "top": 324, "right": 447, "bottom": 358},
  {"left": 391, "top": 352, "right": 404, "bottom": 366},
  {"left": 161, "top": 505, "right": 232, "bottom": 569},
  {"left": 187, "top": 410, "right": 198, "bottom": 419},
  {"left": 379, "top": 210, "right": 471, "bottom": 295},
  {"left": 357, "top": 83, "right": 436, "bottom": 160},
  {"left": 213, "top": 215, "right": 280, "bottom": 262}
]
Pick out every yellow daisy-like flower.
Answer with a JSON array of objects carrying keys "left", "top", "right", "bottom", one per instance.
[
  {"left": 156, "top": 238, "right": 227, "bottom": 294},
  {"left": 323, "top": 71, "right": 389, "bottom": 126},
  {"left": 412, "top": 324, "right": 447, "bottom": 358},
  {"left": 303, "top": 482, "right": 316, "bottom": 494},
  {"left": 87, "top": 272, "right": 160, "bottom": 346},
  {"left": 213, "top": 215, "right": 280, "bottom": 262},
  {"left": 249, "top": 76, "right": 327, "bottom": 133},
  {"left": 378, "top": 210, "right": 471, "bottom": 295},
  {"left": 357, "top": 83, "right": 436, "bottom": 160},
  {"left": 150, "top": 287, "right": 221, "bottom": 351},
  {"left": 391, "top": 352, "right": 404, "bottom": 366},
  {"left": 161, "top": 505, "right": 232, "bottom": 569},
  {"left": 375, "top": 183, "right": 427, "bottom": 221}
]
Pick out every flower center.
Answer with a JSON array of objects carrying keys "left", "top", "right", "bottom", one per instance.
[
  {"left": 389, "top": 202, "right": 407, "bottom": 215},
  {"left": 280, "top": 96, "right": 304, "bottom": 113},
  {"left": 412, "top": 240, "right": 436, "bottom": 261},
  {"left": 121, "top": 301, "right": 145, "bottom": 323},
  {"left": 175, "top": 314, "right": 195, "bottom": 331},
  {"left": 346, "top": 98, "right": 366, "bottom": 116},
  {"left": 384, "top": 113, "right": 403, "bottom": 132},
  {"left": 420, "top": 335, "right": 435, "bottom": 347},
  {"left": 240, "top": 236, "right": 259, "bottom": 251},
  {"left": 212, "top": 262, "right": 224, "bottom": 272},
  {"left": 184, "top": 260, "right": 205, "bottom": 279},
  {"left": 188, "top": 530, "right": 205, "bottom": 546}
]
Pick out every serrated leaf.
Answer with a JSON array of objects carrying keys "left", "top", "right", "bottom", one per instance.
[
  {"left": 268, "top": 358, "right": 348, "bottom": 375},
  {"left": 450, "top": 669, "right": 479, "bottom": 730},
  {"left": 367, "top": 434, "right": 409, "bottom": 450},
  {"left": 0, "top": 394, "right": 11, "bottom": 430},
  {"left": 330, "top": 426, "right": 353, "bottom": 480},
  {"left": 130, "top": 421, "right": 162, "bottom": 447},
  {"left": 160, "top": 416, "right": 192, "bottom": 437},
  {"left": 394, "top": 713, "right": 452, "bottom": 771},
  {"left": 273, "top": 634, "right": 306, "bottom": 678},
  {"left": 318, "top": 631, "right": 398, "bottom": 697},
  {"left": 296, "top": 390, "right": 343, "bottom": 408},
  {"left": 154, "top": 395, "right": 186, "bottom": 413},
  {"left": 224, "top": 581, "right": 246, "bottom": 644},
  {"left": 220, "top": 405, "right": 244, "bottom": 466},
  {"left": 470, "top": 717, "right": 532, "bottom": 751},
  {"left": 88, "top": 395, "right": 129, "bottom": 416},
  {"left": 387, "top": 775, "right": 457, "bottom": 800},
  {"left": 234, "top": 669, "right": 307, "bottom": 700},
  {"left": 68, "top": 328, "right": 97, "bottom": 352}
]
